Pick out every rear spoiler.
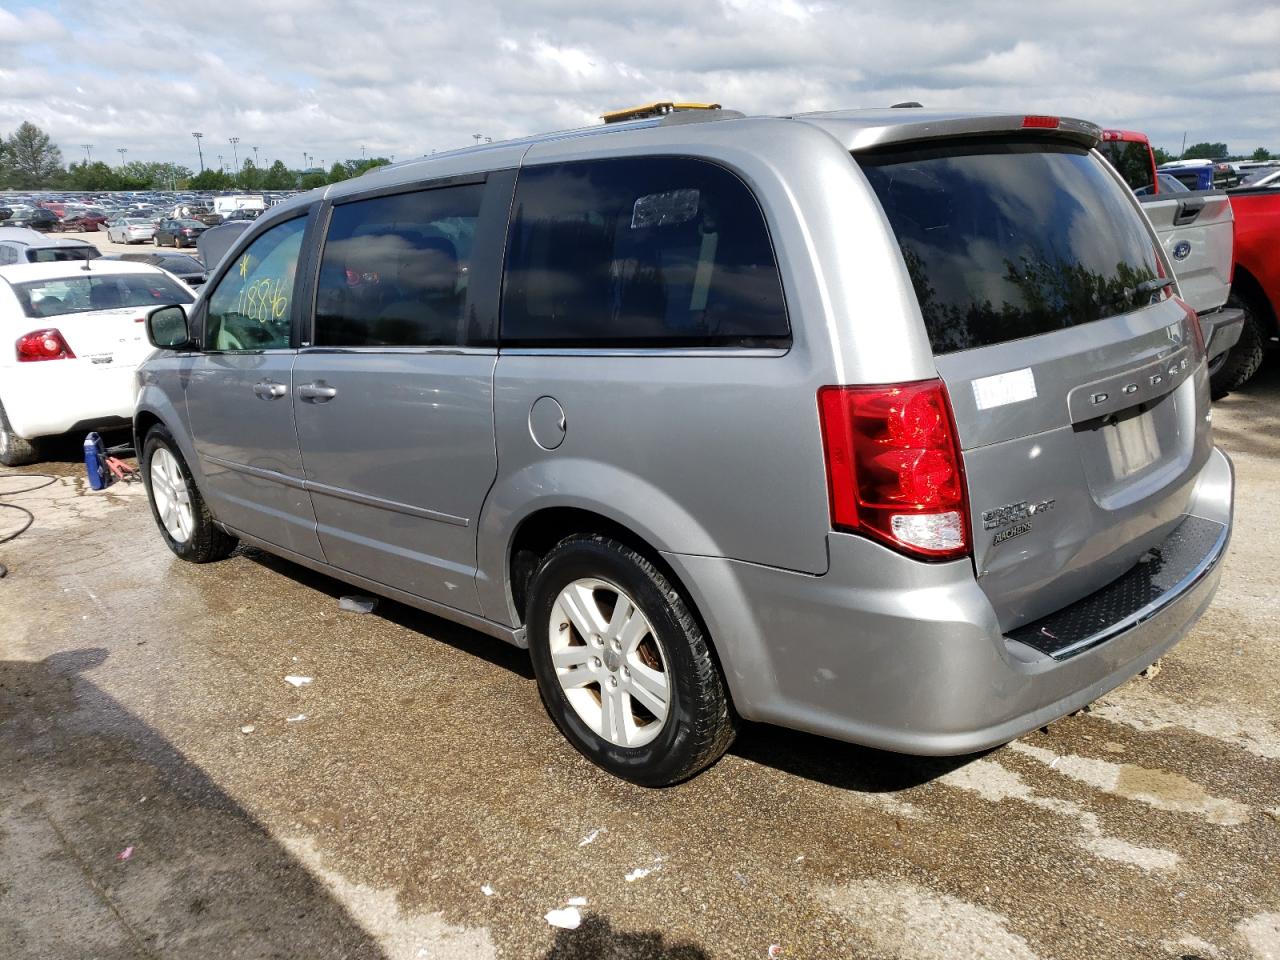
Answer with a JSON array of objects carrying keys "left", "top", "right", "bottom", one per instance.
[{"left": 843, "top": 115, "right": 1102, "bottom": 153}]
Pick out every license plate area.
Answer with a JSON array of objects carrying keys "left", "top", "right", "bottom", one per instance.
[{"left": 1073, "top": 384, "right": 1189, "bottom": 507}]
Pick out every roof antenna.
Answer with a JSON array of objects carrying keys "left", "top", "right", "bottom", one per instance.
[{"left": 891, "top": 101, "right": 924, "bottom": 108}]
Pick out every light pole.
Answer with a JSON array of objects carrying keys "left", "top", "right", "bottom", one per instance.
[
  {"left": 473, "top": 133, "right": 483, "bottom": 145},
  {"left": 216, "top": 154, "right": 224, "bottom": 174},
  {"left": 252, "top": 145, "right": 259, "bottom": 166},
  {"left": 80, "top": 144, "right": 93, "bottom": 163},
  {"left": 117, "top": 147, "right": 127, "bottom": 167},
  {"left": 192, "top": 132, "right": 204, "bottom": 172},
  {"left": 229, "top": 136, "right": 240, "bottom": 170}
]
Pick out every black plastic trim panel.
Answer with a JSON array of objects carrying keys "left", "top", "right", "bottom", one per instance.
[{"left": 1006, "top": 515, "right": 1226, "bottom": 660}]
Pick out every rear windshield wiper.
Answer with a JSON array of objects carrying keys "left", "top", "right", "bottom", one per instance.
[{"left": 1128, "top": 276, "right": 1175, "bottom": 306}]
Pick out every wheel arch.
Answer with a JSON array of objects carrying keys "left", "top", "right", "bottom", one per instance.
[{"left": 1232, "top": 264, "right": 1279, "bottom": 336}]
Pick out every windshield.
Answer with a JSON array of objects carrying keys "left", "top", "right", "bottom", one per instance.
[
  {"left": 12, "top": 272, "right": 194, "bottom": 318},
  {"left": 859, "top": 140, "right": 1162, "bottom": 355},
  {"left": 27, "top": 247, "right": 101, "bottom": 263}
]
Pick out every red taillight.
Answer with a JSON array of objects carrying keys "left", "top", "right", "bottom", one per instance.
[
  {"left": 1174, "top": 297, "right": 1206, "bottom": 358},
  {"left": 16, "top": 328, "right": 75, "bottom": 362},
  {"left": 817, "top": 380, "right": 969, "bottom": 560},
  {"left": 1022, "top": 115, "right": 1060, "bottom": 129}
]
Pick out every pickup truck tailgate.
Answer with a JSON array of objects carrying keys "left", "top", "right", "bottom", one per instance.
[{"left": 1139, "top": 192, "right": 1234, "bottom": 315}]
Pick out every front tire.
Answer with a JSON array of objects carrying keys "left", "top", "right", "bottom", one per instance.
[
  {"left": 526, "top": 535, "right": 736, "bottom": 786},
  {"left": 142, "top": 426, "right": 237, "bottom": 563},
  {"left": 1210, "top": 292, "right": 1267, "bottom": 399},
  {"left": 0, "top": 400, "right": 39, "bottom": 467}
]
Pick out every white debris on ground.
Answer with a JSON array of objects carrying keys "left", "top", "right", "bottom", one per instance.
[
  {"left": 480, "top": 884, "right": 495, "bottom": 897},
  {"left": 339, "top": 595, "right": 378, "bottom": 614},
  {"left": 566, "top": 897, "right": 587, "bottom": 907},
  {"left": 578, "top": 827, "right": 606, "bottom": 847},
  {"left": 625, "top": 857, "right": 664, "bottom": 882},
  {"left": 544, "top": 906, "right": 581, "bottom": 930},
  {"left": 239, "top": 724, "right": 255, "bottom": 734},
  {"left": 286, "top": 714, "right": 308, "bottom": 723},
  {"left": 284, "top": 676, "right": 313, "bottom": 688}
]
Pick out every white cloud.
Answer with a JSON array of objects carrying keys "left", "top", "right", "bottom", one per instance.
[{"left": 0, "top": 0, "right": 1276, "bottom": 169}]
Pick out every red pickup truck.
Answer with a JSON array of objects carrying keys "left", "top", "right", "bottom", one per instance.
[{"left": 1219, "top": 189, "right": 1280, "bottom": 391}]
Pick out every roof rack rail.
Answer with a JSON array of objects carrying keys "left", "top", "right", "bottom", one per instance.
[{"left": 601, "top": 101, "right": 723, "bottom": 124}]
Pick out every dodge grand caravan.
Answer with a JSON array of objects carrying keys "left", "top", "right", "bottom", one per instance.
[{"left": 135, "top": 107, "right": 1235, "bottom": 786}]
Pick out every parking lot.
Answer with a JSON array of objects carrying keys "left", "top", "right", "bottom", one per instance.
[{"left": 0, "top": 357, "right": 1273, "bottom": 960}]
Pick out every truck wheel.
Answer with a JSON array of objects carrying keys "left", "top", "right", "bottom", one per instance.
[
  {"left": 0, "top": 400, "right": 39, "bottom": 467},
  {"left": 526, "top": 535, "right": 736, "bottom": 786},
  {"left": 142, "top": 425, "right": 237, "bottom": 563},
  {"left": 1210, "top": 293, "right": 1267, "bottom": 400}
]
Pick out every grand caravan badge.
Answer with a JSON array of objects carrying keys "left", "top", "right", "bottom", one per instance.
[{"left": 982, "top": 499, "right": 1056, "bottom": 532}]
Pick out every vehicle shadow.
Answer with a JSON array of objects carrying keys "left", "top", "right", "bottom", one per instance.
[
  {"left": 241, "top": 548, "right": 973, "bottom": 792},
  {"left": 543, "top": 913, "right": 709, "bottom": 959},
  {"left": 730, "top": 720, "right": 976, "bottom": 792},
  {"left": 243, "top": 545, "right": 537, "bottom": 680},
  {"left": 0, "top": 647, "right": 391, "bottom": 958}
]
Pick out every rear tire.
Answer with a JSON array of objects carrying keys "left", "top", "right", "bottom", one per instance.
[
  {"left": 1210, "top": 293, "right": 1267, "bottom": 399},
  {"left": 142, "top": 425, "right": 237, "bottom": 563},
  {"left": 0, "top": 400, "right": 39, "bottom": 467},
  {"left": 526, "top": 535, "right": 736, "bottom": 786}
]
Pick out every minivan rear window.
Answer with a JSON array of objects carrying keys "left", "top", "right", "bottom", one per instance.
[{"left": 859, "top": 142, "right": 1162, "bottom": 355}]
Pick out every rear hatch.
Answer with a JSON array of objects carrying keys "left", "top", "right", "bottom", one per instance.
[
  {"left": 857, "top": 133, "right": 1213, "bottom": 631},
  {"left": 1139, "top": 192, "right": 1234, "bottom": 315}
]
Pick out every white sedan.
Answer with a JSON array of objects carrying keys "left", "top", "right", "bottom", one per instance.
[
  {"left": 106, "top": 217, "right": 157, "bottom": 244},
  {"left": 0, "top": 259, "right": 195, "bottom": 465}
]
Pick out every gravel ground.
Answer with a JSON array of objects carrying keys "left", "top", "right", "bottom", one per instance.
[{"left": 0, "top": 361, "right": 1276, "bottom": 960}]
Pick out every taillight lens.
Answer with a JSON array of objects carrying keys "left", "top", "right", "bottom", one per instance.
[
  {"left": 1174, "top": 297, "right": 1206, "bottom": 358},
  {"left": 1022, "top": 115, "right": 1060, "bottom": 129},
  {"left": 16, "top": 328, "right": 75, "bottom": 362},
  {"left": 817, "top": 380, "right": 969, "bottom": 560}
]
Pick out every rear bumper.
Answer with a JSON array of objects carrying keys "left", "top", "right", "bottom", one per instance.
[
  {"left": 2, "top": 361, "right": 140, "bottom": 440},
  {"left": 664, "top": 445, "right": 1234, "bottom": 756},
  {"left": 1202, "top": 306, "right": 1245, "bottom": 368}
]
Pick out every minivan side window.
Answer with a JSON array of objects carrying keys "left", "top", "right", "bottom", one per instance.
[
  {"left": 502, "top": 157, "right": 789, "bottom": 347},
  {"left": 314, "top": 184, "right": 483, "bottom": 347},
  {"left": 204, "top": 216, "right": 308, "bottom": 351}
]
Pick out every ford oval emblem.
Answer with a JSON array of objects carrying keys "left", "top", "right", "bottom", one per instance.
[{"left": 1172, "top": 240, "right": 1192, "bottom": 261}]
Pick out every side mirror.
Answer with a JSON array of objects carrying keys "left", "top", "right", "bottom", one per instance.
[{"left": 146, "top": 305, "right": 194, "bottom": 350}]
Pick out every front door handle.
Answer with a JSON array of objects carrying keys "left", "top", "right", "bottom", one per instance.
[
  {"left": 298, "top": 381, "right": 338, "bottom": 402},
  {"left": 253, "top": 380, "right": 287, "bottom": 400}
]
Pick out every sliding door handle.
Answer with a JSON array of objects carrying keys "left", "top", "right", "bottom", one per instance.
[{"left": 298, "top": 382, "right": 338, "bottom": 402}]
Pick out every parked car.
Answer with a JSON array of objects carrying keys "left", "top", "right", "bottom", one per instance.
[
  {"left": 0, "top": 260, "right": 194, "bottom": 465},
  {"left": 154, "top": 218, "right": 207, "bottom": 248},
  {"left": 53, "top": 212, "right": 110, "bottom": 233},
  {"left": 6, "top": 208, "right": 59, "bottom": 232},
  {"left": 0, "top": 228, "right": 101, "bottom": 265},
  {"left": 134, "top": 107, "right": 1234, "bottom": 786},
  {"left": 1234, "top": 167, "right": 1280, "bottom": 189},
  {"left": 1100, "top": 130, "right": 1243, "bottom": 398},
  {"left": 107, "top": 218, "right": 158, "bottom": 244},
  {"left": 107, "top": 251, "right": 208, "bottom": 286},
  {"left": 1157, "top": 159, "right": 1217, "bottom": 192}
]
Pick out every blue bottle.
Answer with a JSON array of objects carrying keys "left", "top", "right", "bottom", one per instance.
[{"left": 84, "top": 432, "right": 109, "bottom": 490}]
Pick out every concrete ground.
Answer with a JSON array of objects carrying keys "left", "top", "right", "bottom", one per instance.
[{"left": 1, "top": 363, "right": 1277, "bottom": 960}]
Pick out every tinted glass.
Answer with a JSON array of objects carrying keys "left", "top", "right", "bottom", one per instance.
[
  {"left": 205, "top": 216, "right": 307, "bottom": 351},
  {"left": 27, "top": 247, "right": 101, "bottom": 262},
  {"left": 503, "top": 157, "right": 788, "bottom": 347},
  {"left": 12, "top": 272, "right": 193, "bottom": 318},
  {"left": 315, "top": 184, "right": 483, "bottom": 347},
  {"left": 859, "top": 142, "right": 1162, "bottom": 355},
  {"left": 1098, "top": 140, "right": 1155, "bottom": 193}
]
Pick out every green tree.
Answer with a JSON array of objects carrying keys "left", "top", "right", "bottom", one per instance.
[
  {"left": 1182, "top": 141, "right": 1228, "bottom": 160},
  {"left": 327, "top": 161, "right": 349, "bottom": 184},
  {"left": 1251, "top": 147, "right": 1273, "bottom": 161},
  {"left": 65, "top": 160, "right": 121, "bottom": 191},
  {"left": 261, "top": 159, "right": 296, "bottom": 189},
  {"left": 1152, "top": 147, "right": 1174, "bottom": 165},
  {"left": 189, "top": 168, "right": 232, "bottom": 190},
  {"left": 236, "top": 158, "right": 264, "bottom": 190},
  {"left": 299, "top": 171, "right": 326, "bottom": 190},
  {"left": 4, "top": 121, "right": 64, "bottom": 188}
]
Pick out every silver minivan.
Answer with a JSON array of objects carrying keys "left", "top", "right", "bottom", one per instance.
[{"left": 136, "top": 107, "right": 1235, "bottom": 785}]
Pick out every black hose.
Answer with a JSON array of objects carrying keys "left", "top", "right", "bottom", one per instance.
[{"left": 0, "top": 473, "right": 58, "bottom": 558}]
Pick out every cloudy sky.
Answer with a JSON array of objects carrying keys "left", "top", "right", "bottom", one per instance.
[{"left": 1, "top": 0, "right": 1277, "bottom": 171}]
